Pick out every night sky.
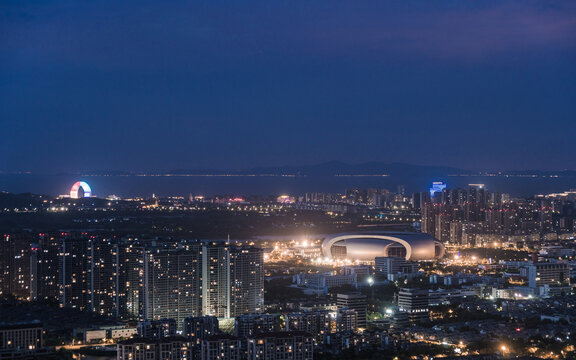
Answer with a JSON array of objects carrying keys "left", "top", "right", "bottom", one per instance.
[{"left": 2, "top": 0, "right": 575, "bottom": 173}]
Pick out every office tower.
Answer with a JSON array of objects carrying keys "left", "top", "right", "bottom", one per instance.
[
  {"left": 526, "top": 262, "right": 570, "bottom": 289},
  {"left": 0, "top": 234, "right": 31, "bottom": 300},
  {"left": 336, "top": 308, "right": 358, "bottom": 332},
  {"left": 142, "top": 246, "right": 203, "bottom": 330},
  {"left": 284, "top": 311, "right": 331, "bottom": 342},
  {"left": 247, "top": 331, "right": 314, "bottom": 360},
  {"left": 30, "top": 234, "right": 60, "bottom": 301},
  {"left": 138, "top": 319, "right": 177, "bottom": 339},
  {"left": 336, "top": 293, "right": 366, "bottom": 328},
  {"left": 201, "top": 334, "right": 241, "bottom": 360},
  {"left": 117, "top": 337, "right": 192, "bottom": 360},
  {"left": 229, "top": 246, "right": 264, "bottom": 316},
  {"left": 234, "top": 314, "right": 277, "bottom": 339},
  {"left": 397, "top": 288, "right": 429, "bottom": 324},
  {"left": 429, "top": 182, "right": 446, "bottom": 198},
  {"left": 183, "top": 316, "right": 220, "bottom": 346}
]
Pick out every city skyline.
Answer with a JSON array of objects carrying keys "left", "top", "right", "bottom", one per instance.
[{"left": 2, "top": 1, "right": 576, "bottom": 359}]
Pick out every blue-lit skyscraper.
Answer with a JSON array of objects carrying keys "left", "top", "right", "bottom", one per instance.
[{"left": 429, "top": 182, "right": 446, "bottom": 197}]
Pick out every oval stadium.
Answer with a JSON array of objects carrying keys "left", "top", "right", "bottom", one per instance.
[{"left": 321, "top": 232, "right": 445, "bottom": 261}]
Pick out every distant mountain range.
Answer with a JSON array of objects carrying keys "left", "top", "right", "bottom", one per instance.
[
  {"left": 39, "top": 161, "right": 576, "bottom": 177},
  {"left": 91, "top": 162, "right": 471, "bottom": 176},
  {"left": 228, "top": 161, "right": 471, "bottom": 176}
]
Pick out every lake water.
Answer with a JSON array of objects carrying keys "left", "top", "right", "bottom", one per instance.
[{"left": 0, "top": 174, "right": 574, "bottom": 198}]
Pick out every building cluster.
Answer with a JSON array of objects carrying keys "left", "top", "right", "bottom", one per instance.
[
  {"left": 407, "top": 295, "right": 576, "bottom": 355},
  {"left": 303, "top": 187, "right": 410, "bottom": 208},
  {"left": 113, "top": 290, "right": 369, "bottom": 360},
  {"left": 0, "top": 233, "right": 264, "bottom": 323},
  {"left": 385, "top": 259, "right": 573, "bottom": 328},
  {"left": 115, "top": 314, "right": 315, "bottom": 360},
  {"left": 418, "top": 185, "right": 576, "bottom": 246},
  {"left": 295, "top": 188, "right": 417, "bottom": 219}
]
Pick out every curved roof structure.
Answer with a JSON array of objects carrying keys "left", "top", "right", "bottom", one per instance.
[
  {"left": 322, "top": 232, "right": 444, "bottom": 261},
  {"left": 70, "top": 181, "right": 92, "bottom": 199}
]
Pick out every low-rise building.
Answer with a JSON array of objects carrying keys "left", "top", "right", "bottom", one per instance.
[
  {"left": 201, "top": 334, "right": 240, "bottom": 360},
  {"left": 247, "top": 331, "right": 314, "bottom": 360},
  {"left": 284, "top": 311, "right": 332, "bottom": 343},
  {"left": 138, "top": 319, "right": 177, "bottom": 339},
  {"left": 235, "top": 314, "right": 277, "bottom": 339},
  {"left": 117, "top": 337, "right": 192, "bottom": 360},
  {"left": 0, "top": 322, "right": 44, "bottom": 359}
]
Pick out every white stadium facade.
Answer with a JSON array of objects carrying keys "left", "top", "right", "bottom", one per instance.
[{"left": 321, "top": 232, "right": 445, "bottom": 261}]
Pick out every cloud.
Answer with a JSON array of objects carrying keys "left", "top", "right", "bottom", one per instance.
[
  {"left": 1, "top": 0, "right": 575, "bottom": 70},
  {"left": 291, "top": 1, "right": 576, "bottom": 61}
]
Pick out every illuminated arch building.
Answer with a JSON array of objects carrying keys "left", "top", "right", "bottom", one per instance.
[
  {"left": 321, "top": 232, "right": 445, "bottom": 261},
  {"left": 70, "top": 181, "right": 92, "bottom": 199}
]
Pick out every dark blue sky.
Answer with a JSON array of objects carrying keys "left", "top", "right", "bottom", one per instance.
[{"left": 1, "top": 0, "right": 575, "bottom": 172}]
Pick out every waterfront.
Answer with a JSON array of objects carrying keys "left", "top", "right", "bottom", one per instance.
[{"left": 1, "top": 173, "right": 575, "bottom": 198}]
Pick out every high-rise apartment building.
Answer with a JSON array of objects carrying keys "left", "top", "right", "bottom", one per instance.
[
  {"left": 202, "top": 242, "right": 230, "bottom": 318},
  {"left": 30, "top": 234, "right": 60, "bottom": 301},
  {"left": 59, "top": 237, "right": 91, "bottom": 311},
  {"left": 0, "top": 234, "right": 32, "bottom": 300},
  {"left": 3, "top": 235, "right": 265, "bottom": 328},
  {"left": 202, "top": 242, "right": 264, "bottom": 318},
  {"left": 60, "top": 236, "right": 135, "bottom": 318},
  {"left": 229, "top": 247, "right": 264, "bottom": 316},
  {"left": 142, "top": 246, "right": 203, "bottom": 330}
]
